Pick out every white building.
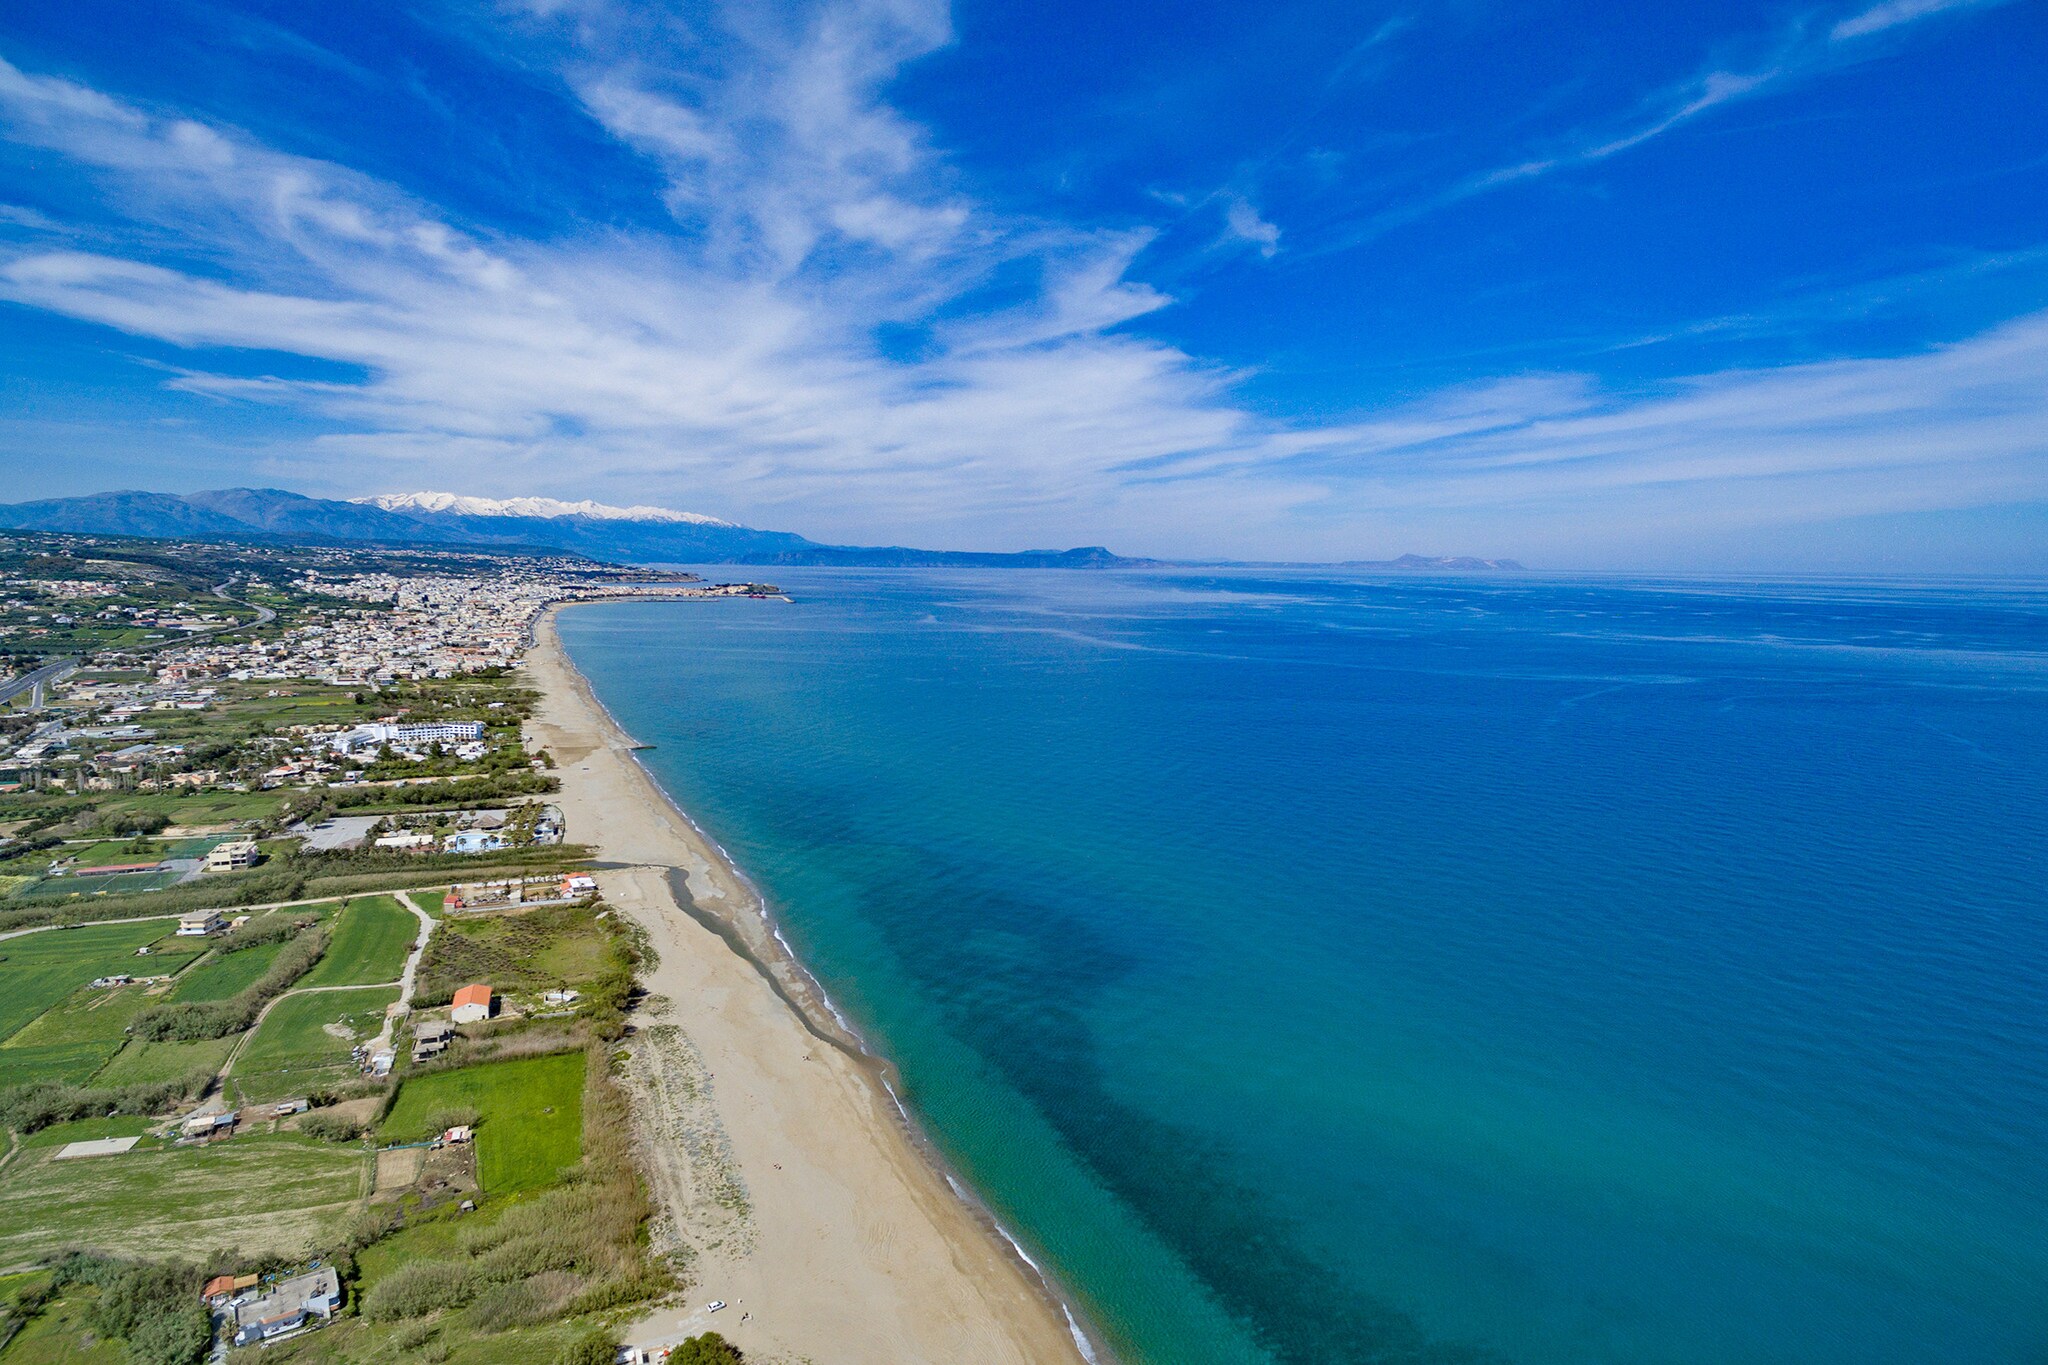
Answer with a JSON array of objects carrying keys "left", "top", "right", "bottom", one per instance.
[
  {"left": 177, "top": 909, "right": 226, "bottom": 936},
  {"left": 205, "top": 839, "right": 260, "bottom": 873},
  {"left": 330, "top": 721, "right": 485, "bottom": 756}
]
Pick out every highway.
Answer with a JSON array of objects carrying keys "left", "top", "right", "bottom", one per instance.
[
  {"left": 0, "top": 657, "right": 74, "bottom": 709},
  {"left": 0, "top": 582, "right": 274, "bottom": 712}
]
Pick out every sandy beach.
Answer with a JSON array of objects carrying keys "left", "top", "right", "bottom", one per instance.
[{"left": 525, "top": 606, "right": 1096, "bottom": 1365}]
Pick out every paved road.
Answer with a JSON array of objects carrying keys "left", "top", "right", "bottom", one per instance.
[
  {"left": 0, "top": 584, "right": 275, "bottom": 713},
  {"left": 0, "top": 658, "right": 75, "bottom": 708}
]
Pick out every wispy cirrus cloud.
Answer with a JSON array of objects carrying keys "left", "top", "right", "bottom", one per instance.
[
  {"left": 0, "top": 1, "right": 2042, "bottom": 565},
  {"left": 1329, "top": 0, "right": 2020, "bottom": 251}
]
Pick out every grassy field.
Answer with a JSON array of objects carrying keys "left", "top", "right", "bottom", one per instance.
[
  {"left": 90, "top": 1034, "right": 238, "bottom": 1086},
  {"left": 0, "top": 1286, "right": 124, "bottom": 1365},
  {"left": 95, "top": 788, "right": 285, "bottom": 827},
  {"left": 169, "top": 939, "right": 285, "bottom": 1001},
  {"left": 419, "top": 906, "right": 626, "bottom": 1003},
  {"left": 411, "top": 888, "right": 448, "bottom": 916},
  {"left": 0, "top": 920, "right": 192, "bottom": 1040},
  {"left": 0, "top": 983, "right": 161, "bottom": 1085},
  {"left": 16, "top": 1116, "right": 159, "bottom": 1150},
  {"left": 0, "top": 1134, "right": 371, "bottom": 1262},
  {"left": 299, "top": 896, "right": 415, "bottom": 987},
  {"left": 230, "top": 987, "right": 398, "bottom": 1100},
  {"left": 381, "top": 1051, "right": 584, "bottom": 1195}
]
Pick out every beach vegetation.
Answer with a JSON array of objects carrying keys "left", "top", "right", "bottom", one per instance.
[{"left": 668, "top": 1334, "right": 743, "bottom": 1365}]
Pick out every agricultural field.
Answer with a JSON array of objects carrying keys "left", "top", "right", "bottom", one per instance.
[
  {"left": 0, "top": 1133, "right": 371, "bottom": 1262},
  {"left": 93, "top": 788, "right": 287, "bottom": 828},
  {"left": 90, "top": 1034, "right": 238, "bottom": 1086},
  {"left": 299, "top": 896, "right": 416, "bottom": 987},
  {"left": 229, "top": 987, "right": 399, "bottom": 1101},
  {"left": 0, "top": 982, "right": 164, "bottom": 1085},
  {"left": 381, "top": 1050, "right": 584, "bottom": 1195},
  {"left": 169, "top": 939, "right": 286, "bottom": 1001},
  {"left": 0, "top": 919, "right": 194, "bottom": 1039}
]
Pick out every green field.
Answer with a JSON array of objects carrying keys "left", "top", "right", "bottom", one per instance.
[
  {"left": 0, "top": 983, "right": 160, "bottom": 1085},
  {"left": 0, "top": 1134, "right": 370, "bottom": 1262},
  {"left": 381, "top": 1051, "right": 584, "bottom": 1195},
  {"left": 95, "top": 788, "right": 285, "bottom": 826},
  {"left": 0, "top": 1287, "right": 124, "bottom": 1365},
  {"left": 0, "top": 920, "right": 191, "bottom": 1040},
  {"left": 17, "top": 1115, "right": 158, "bottom": 1150},
  {"left": 169, "top": 939, "right": 284, "bottom": 1001},
  {"left": 299, "top": 896, "right": 415, "bottom": 987},
  {"left": 411, "top": 889, "right": 448, "bottom": 916},
  {"left": 91, "top": 1034, "right": 237, "bottom": 1086},
  {"left": 230, "top": 987, "right": 398, "bottom": 1100}
]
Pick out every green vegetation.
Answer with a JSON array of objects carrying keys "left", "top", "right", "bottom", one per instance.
[
  {"left": 0, "top": 984, "right": 161, "bottom": 1085},
  {"left": 0, "top": 1285, "right": 126, "bottom": 1364},
  {"left": 0, "top": 1073, "right": 212, "bottom": 1137},
  {"left": 0, "top": 1136, "right": 369, "bottom": 1262},
  {"left": 381, "top": 1051, "right": 583, "bottom": 1194},
  {"left": 230, "top": 987, "right": 398, "bottom": 1101},
  {"left": 90, "top": 1036, "right": 237, "bottom": 1086},
  {"left": 0, "top": 920, "right": 190, "bottom": 1040},
  {"left": 668, "top": 1334, "right": 745, "bottom": 1365},
  {"left": 299, "top": 896, "right": 415, "bottom": 987},
  {"left": 41, "top": 1256, "right": 211, "bottom": 1365},
  {"left": 415, "top": 904, "right": 632, "bottom": 1016},
  {"left": 165, "top": 941, "right": 284, "bottom": 1002},
  {"left": 129, "top": 928, "right": 328, "bottom": 1043}
]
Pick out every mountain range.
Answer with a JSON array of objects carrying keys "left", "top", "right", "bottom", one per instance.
[
  {"left": 0, "top": 488, "right": 1127, "bottom": 568},
  {"left": 0, "top": 487, "right": 1523, "bottom": 571}
]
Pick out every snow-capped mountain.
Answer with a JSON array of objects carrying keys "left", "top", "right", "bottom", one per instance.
[{"left": 355, "top": 491, "right": 733, "bottom": 526}]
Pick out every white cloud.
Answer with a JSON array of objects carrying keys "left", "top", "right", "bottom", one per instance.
[
  {"left": 1222, "top": 197, "right": 1282, "bottom": 259},
  {"left": 0, "top": 6, "right": 2042, "bottom": 565}
]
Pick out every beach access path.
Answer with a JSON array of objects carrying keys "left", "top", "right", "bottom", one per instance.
[{"left": 526, "top": 609, "right": 1094, "bottom": 1365}]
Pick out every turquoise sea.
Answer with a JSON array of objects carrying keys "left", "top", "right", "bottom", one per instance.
[{"left": 557, "top": 569, "right": 2048, "bottom": 1365}]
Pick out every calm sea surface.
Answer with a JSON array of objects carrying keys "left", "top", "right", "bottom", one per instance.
[{"left": 557, "top": 569, "right": 2048, "bottom": 1365}]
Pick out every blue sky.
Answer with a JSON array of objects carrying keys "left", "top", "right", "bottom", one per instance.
[{"left": 1, "top": 0, "right": 2044, "bottom": 567}]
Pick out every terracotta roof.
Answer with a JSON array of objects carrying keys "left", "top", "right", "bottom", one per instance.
[
  {"left": 203, "top": 1275, "right": 237, "bottom": 1299},
  {"left": 452, "top": 984, "right": 492, "bottom": 1009}
]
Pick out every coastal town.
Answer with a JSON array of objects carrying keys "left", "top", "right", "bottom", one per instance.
[{"left": 0, "top": 530, "right": 789, "bottom": 1365}]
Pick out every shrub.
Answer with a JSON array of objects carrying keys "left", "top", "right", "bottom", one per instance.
[
  {"left": 557, "top": 1329, "right": 621, "bottom": 1365},
  {"left": 296, "top": 1111, "right": 363, "bottom": 1142},
  {"left": 0, "top": 1071, "right": 212, "bottom": 1135},
  {"left": 671, "top": 1333, "right": 744, "bottom": 1365},
  {"left": 361, "top": 1259, "right": 476, "bottom": 1321}
]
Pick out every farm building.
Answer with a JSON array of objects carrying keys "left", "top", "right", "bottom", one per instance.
[{"left": 451, "top": 984, "right": 494, "bottom": 1024}]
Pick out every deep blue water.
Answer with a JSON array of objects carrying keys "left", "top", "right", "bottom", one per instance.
[{"left": 557, "top": 569, "right": 2048, "bottom": 1365}]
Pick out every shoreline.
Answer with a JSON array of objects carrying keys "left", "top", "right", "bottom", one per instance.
[{"left": 527, "top": 603, "right": 1104, "bottom": 1365}]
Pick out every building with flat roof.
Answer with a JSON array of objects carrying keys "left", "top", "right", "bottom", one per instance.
[
  {"left": 231, "top": 1267, "right": 341, "bottom": 1346},
  {"left": 205, "top": 839, "right": 260, "bottom": 873},
  {"left": 177, "top": 909, "right": 226, "bottom": 936}
]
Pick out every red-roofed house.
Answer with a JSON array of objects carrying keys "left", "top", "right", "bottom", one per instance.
[{"left": 450, "top": 984, "right": 494, "bottom": 1024}]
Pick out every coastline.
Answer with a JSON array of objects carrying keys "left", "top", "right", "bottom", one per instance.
[{"left": 526, "top": 604, "right": 1102, "bottom": 1365}]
